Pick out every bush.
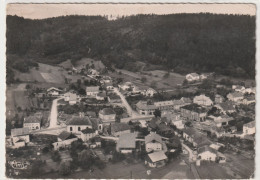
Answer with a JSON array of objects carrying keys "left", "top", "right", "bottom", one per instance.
[
  {"left": 94, "top": 159, "right": 106, "bottom": 169},
  {"left": 42, "top": 146, "right": 49, "bottom": 154},
  {"left": 51, "top": 151, "right": 61, "bottom": 162},
  {"left": 59, "top": 161, "right": 71, "bottom": 176}
]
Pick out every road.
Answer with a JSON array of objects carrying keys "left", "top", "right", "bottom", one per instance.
[
  {"left": 49, "top": 97, "right": 63, "bottom": 129},
  {"left": 113, "top": 88, "right": 139, "bottom": 118}
]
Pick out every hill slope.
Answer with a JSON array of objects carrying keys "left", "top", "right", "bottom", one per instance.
[{"left": 6, "top": 14, "right": 256, "bottom": 79}]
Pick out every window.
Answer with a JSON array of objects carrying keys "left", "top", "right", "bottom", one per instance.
[
  {"left": 78, "top": 127, "right": 81, "bottom": 131},
  {"left": 70, "top": 127, "right": 73, "bottom": 131}
]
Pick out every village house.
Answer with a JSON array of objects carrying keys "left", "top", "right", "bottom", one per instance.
[
  {"left": 88, "top": 69, "right": 99, "bottom": 76},
  {"left": 104, "top": 82, "right": 114, "bottom": 90},
  {"left": 89, "top": 117, "right": 103, "bottom": 132},
  {"left": 214, "top": 101, "right": 236, "bottom": 114},
  {"left": 53, "top": 131, "right": 78, "bottom": 150},
  {"left": 118, "top": 82, "right": 133, "bottom": 91},
  {"left": 136, "top": 101, "right": 157, "bottom": 115},
  {"left": 154, "top": 101, "right": 174, "bottom": 111},
  {"left": 183, "top": 128, "right": 211, "bottom": 148},
  {"left": 144, "top": 88, "right": 157, "bottom": 97},
  {"left": 23, "top": 115, "right": 41, "bottom": 130},
  {"left": 47, "top": 87, "right": 62, "bottom": 96},
  {"left": 242, "top": 95, "right": 255, "bottom": 105},
  {"left": 193, "top": 94, "right": 213, "bottom": 106},
  {"left": 208, "top": 115, "right": 234, "bottom": 127},
  {"left": 145, "top": 133, "right": 163, "bottom": 153},
  {"left": 180, "top": 104, "right": 208, "bottom": 122},
  {"left": 186, "top": 73, "right": 200, "bottom": 82},
  {"left": 99, "top": 108, "right": 116, "bottom": 124},
  {"left": 180, "top": 97, "right": 193, "bottom": 105},
  {"left": 80, "top": 127, "right": 97, "bottom": 142},
  {"left": 110, "top": 123, "right": 131, "bottom": 136},
  {"left": 101, "top": 76, "right": 111, "bottom": 83},
  {"left": 66, "top": 113, "right": 93, "bottom": 136},
  {"left": 215, "top": 94, "right": 224, "bottom": 104},
  {"left": 116, "top": 133, "right": 137, "bottom": 153},
  {"left": 243, "top": 121, "right": 255, "bottom": 135},
  {"left": 96, "top": 92, "right": 107, "bottom": 101},
  {"left": 227, "top": 92, "right": 244, "bottom": 102},
  {"left": 197, "top": 146, "right": 217, "bottom": 162},
  {"left": 244, "top": 87, "right": 256, "bottom": 94},
  {"left": 86, "top": 86, "right": 100, "bottom": 96},
  {"left": 11, "top": 128, "right": 30, "bottom": 148},
  {"left": 64, "top": 92, "right": 78, "bottom": 105},
  {"left": 232, "top": 85, "right": 246, "bottom": 93},
  {"left": 145, "top": 151, "right": 168, "bottom": 168}
]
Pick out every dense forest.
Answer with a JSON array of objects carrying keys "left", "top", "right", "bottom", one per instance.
[{"left": 6, "top": 13, "right": 256, "bottom": 80}]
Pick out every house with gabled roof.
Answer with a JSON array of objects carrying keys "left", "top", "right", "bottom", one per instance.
[
  {"left": 186, "top": 73, "right": 200, "bottom": 82},
  {"left": 145, "top": 133, "right": 163, "bottom": 153},
  {"left": 110, "top": 123, "right": 131, "bottom": 137},
  {"left": 64, "top": 92, "right": 78, "bottom": 105},
  {"left": 11, "top": 128, "right": 30, "bottom": 148},
  {"left": 80, "top": 127, "right": 97, "bottom": 142},
  {"left": 23, "top": 115, "right": 41, "bottom": 130},
  {"left": 86, "top": 86, "right": 100, "bottom": 96},
  {"left": 242, "top": 95, "right": 255, "bottom": 105},
  {"left": 47, "top": 87, "right": 62, "bottom": 96},
  {"left": 99, "top": 108, "right": 116, "bottom": 124},
  {"left": 243, "top": 121, "right": 255, "bottom": 135},
  {"left": 116, "top": 133, "right": 137, "bottom": 153},
  {"left": 154, "top": 100, "right": 174, "bottom": 111},
  {"left": 136, "top": 101, "right": 157, "bottom": 115},
  {"left": 66, "top": 113, "right": 92, "bottom": 136},
  {"left": 227, "top": 92, "right": 244, "bottom": 102},
  {"left": 180, "top": 104, "right": 208, "bottom": 122},
  {"left": 53, "top": 131, "right": 78, "bottom": 150},
  {"left": 193, "top": 94, "right": 213, "bottom": 107},
  {"left": 145, "top": 151, "right": 168, "bottom": 168},
  {"left": 215, "top": 101, "right": 236, "bottom": 114},
  {"left": 183, "top": 128, "right": 211, "bottom": 148},
  {"left": 197, "top": 145, "right": 218, "bottom": 161}
]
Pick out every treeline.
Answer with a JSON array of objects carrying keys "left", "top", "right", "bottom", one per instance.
[{"left": 6, "top": 13, "right": 256, "bottom": 79}]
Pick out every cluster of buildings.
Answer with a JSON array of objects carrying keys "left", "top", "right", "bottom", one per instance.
[{"left": 185, "top": 72, "right": 214, "bottom": 82}]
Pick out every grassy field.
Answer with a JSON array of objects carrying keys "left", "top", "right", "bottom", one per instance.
[
  {"left": 74, "top": 58, "right": 105, "bottom": 71},
  {"left": 112, "top": 69, "right": 185, "bottom": 91}
]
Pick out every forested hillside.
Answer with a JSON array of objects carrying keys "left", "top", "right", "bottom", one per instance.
[{"left": 6, "top": 14, "right": 256, "bottom": 80}]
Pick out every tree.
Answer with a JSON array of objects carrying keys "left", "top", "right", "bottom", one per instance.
[
  {"left": 153, "top": 109, "right": 161, "bottom": 118},
  {"left": 163, "top": 72, "right": 170, "bottom": 79},
  {"left": 51, "top": 151, "right": 61, "bottom": 162},
  {"left": 25, "top": 84, "right": 31, "bottom": 89},
  {"left": 78, "top": 88, "right": 86, "bottom": 96},
  {"left": 141, "top": 76, "right": 147, "bottom": 83},
  {"left": 59, "top": 161, "right": 71, "bottom": 176},
  {"left": 78, "top": 150, "right": 95, "bottom": 169}
]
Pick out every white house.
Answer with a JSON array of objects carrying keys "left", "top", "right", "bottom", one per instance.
[
  {"left": 197, "top": 146, "right": 217, "bottom": 162},
  {"left": 104, "top": 82, "right": 114, "bottom": 90},
  {"left": 136, "top": 101, "right": 157, "bottom": 115},
  {"left": 47, "top": 87, "right": 62, "bottom": 96},
  {"left": 145, "top": 133, "right": 163, "bottom": 153},
  {"left": 11, "top": 128, "right": 30, "bottom": 148},
  {"left": 96, "top": 92, "right": 106, "bottom": 101},
  {"left": 243, "top": 121, "right": 255, "bottom": 135},
  {"left": 86, "top": 86, "right": 100, "bottom": 96},
  {"left": 227, "top": 92, "right": 244, "bottom": 102},
  {"left": 242, "top": 95, "right": 255, "bottom": 105},
  {"left": 64, "top": 92, "right": 78, "bottom": 105},
  {"left": 186, "top": 73, "right": 200, "bottom": 82},
  {"left": 208, "top": 115, "right": 234, "bottom": 127},
  {"left": 23, "top": 115, "right": 41, "bottom": 130},
  {"left": 118, "top": 82, "right": 133, "bottom": 91},
  {"left": 99, "top": 108, "right": 116, "bottom": 124},
  {"left": 145, "top": 151, "right": 168, "bottom": 168},
  {"left": 66, "top": 113, "right": 93, "bottom": 136},
  {"left": 193, "top": 94, "right": 213, "bottom": 106},
  {"left": 53, "top": 131, "right": 78, "bottom": 150}
]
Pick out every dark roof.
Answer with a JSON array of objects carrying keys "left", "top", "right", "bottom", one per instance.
[
  {"left": 158, "top": 123, "right": 172, "bottom": 132},
  {"left": 111, "top": 123, "right": 131, "bottom": 133},
  {"left": 24, "top": 116, "right": 41, "bottom": 124},
  {"left": 181, "top": 104, "right": 208, "bottom": 113},
  {"left": 145, "top": 133, "right": 163, "bottom": 144},
  {"left": 11, "top": 128, "right": 30, "bottom": 137},
  {"left": 67, "top": 116, "right": 92, "bottom": 126},
  {"left": 97, "top": 92, "right": 106, "bottom": 97},
  {"left": 81, "top": 128, "right": 96, "bottom": 134},
  {"left": 58, "top": 131, "right": 77, "bottom": 141},
  {"left": 217, "top": 101, "right": 236, "bottom": 111},
  {"left": 183, "top": 128, "right": 211, "bottom": 147},
  {"left": 89, "top": 118, "right": 102, "bottom": 130},
  {"left": 99, "top": 108, "right": 115, "bottom": 115},
  {"left": 86, "top": 111, "right": 97, "bottom": 118}
]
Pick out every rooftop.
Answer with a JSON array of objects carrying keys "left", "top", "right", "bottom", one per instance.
[
  {"left": 111, "top": 123, "right": 131, "bottom": 133},
  {"left": 11, "top": 128, "right": 30, "bottom": 137},
  {"left": 86, "top": 86, "right": 100, "bottom": 92},
  {"left": 117, "top": 133, "right": 137, "bottom": 149},
  {"left": 81, "top": 128, "right": 96, "bottom": 134},
  {"left": 244, "top": 121, "right": 255, "bottom": 128},
  {"left": 198, "top": 145, "right": 217, "bottom": 154},
  {"left": 24, "top": 115, "right": 41, "bottom": 124},
  {"left": 67, "top": 116, "right": 92, "bottom": 126},
  {"left": 181, "top": 104, "right": 208, "bottom": 113},
  {"left": 147, "top": 151, "right": 168, "bottom": 163},
  {"left": 58, "top": 131, "right": 77, "bottom": 141},
  {"left": 145, "top": 133, "right": 163, "bottom": 144},
  {"left": 99, "top": 108, "right": 116, "bottom": 115},
  {"left": 136, "top": 101, "right": 156, "bottom": 110}
]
